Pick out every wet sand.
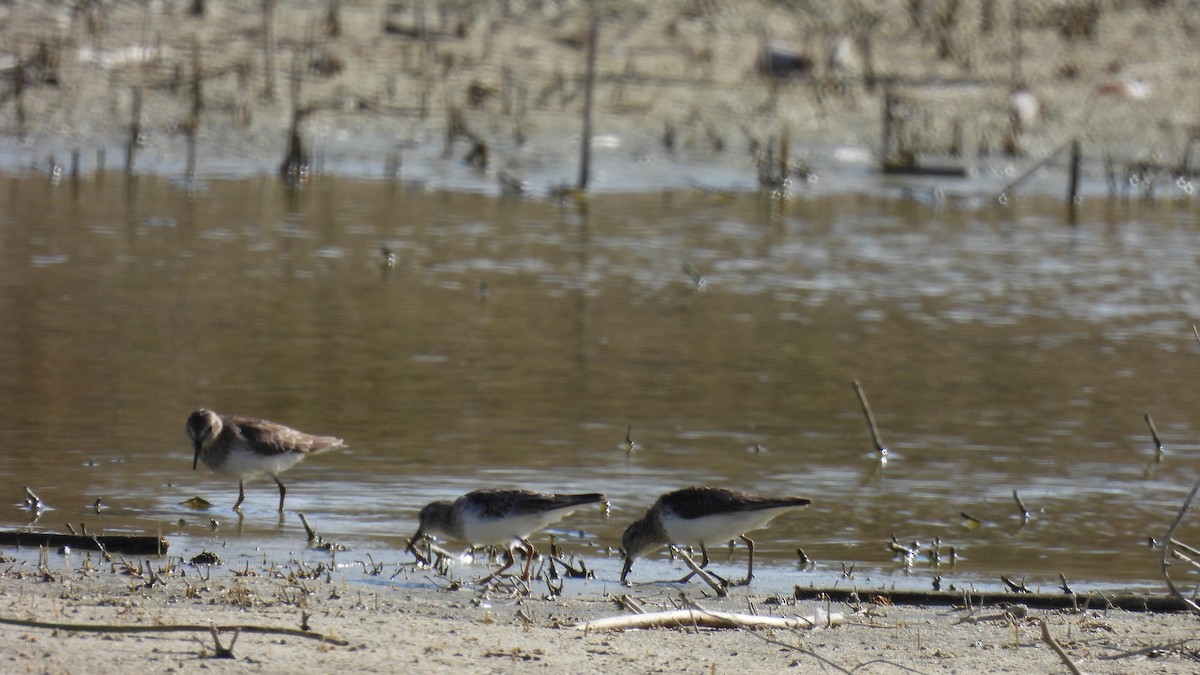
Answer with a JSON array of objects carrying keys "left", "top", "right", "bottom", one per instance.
[{"left": 2, "top": 554, "right": 1199, "bottom": 674}]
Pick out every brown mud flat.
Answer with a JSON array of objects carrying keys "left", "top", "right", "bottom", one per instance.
[{"left": 0, "top": 1, "right": 1196, "bottom": 196}]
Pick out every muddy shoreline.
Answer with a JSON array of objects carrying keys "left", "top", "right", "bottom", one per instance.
[
  {"left": 2, "top": 547, "right": 1199, "bottom": 674},
  {"left": 1, "top": 1, "right": 1197, "bottom": 197}
]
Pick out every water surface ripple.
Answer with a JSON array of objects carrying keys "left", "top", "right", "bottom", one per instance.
[{"left": 1, "top": 173, "right": 1198, "bottom": 593}]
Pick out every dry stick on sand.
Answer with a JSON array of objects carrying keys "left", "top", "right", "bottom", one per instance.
[
  {"left": 0, "top": 615, "right": 348, "bottom": 646},
  {"left": 673, "top": 546, "right": 728, "bottom": 598},
  {"left": 851, "top": 379, "right": 887, "bottom": 459},
  {"left": 575, "top": 605, "right": 844, "bottom": 632},
  {"left": 1037, "top": 618, "right": 1083, "bottom": 675}
]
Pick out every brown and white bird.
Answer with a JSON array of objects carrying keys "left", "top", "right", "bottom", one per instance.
[
  {"left": 407, "top": 488, "right": 605, "bottom": 583},
  {"left": 620, "top": 486, "right": 811, "bottom": 585},
  {"left": 186, "top": 409, "right": 343, "bottom": 512}
]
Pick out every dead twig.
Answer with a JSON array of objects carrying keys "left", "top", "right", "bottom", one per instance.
[
  {"left": 0, "top": 615, "right": 347, "bottom": 646},
  {"left": 1144, "top": 413, "right": 1165, "bottom": 461},
  {"left": 209, "top": 624, "right": 240, "bottom": 658},
  {"left": 851, "top": 379, "right": 887, "bottom": 459},
  {"left": 1158, "top": 326, "right": 1200, "bottom": 613},
  {"left": 1099, "top": 637, "right": 1199, "bottom": 660},
  {"left": 1012, "top": 490, "right": 1030, "bottom": 524},
  {"left": 673, "top": 546, "right": 727, "bottom": 597},
  {"left": 574, "top": 607, "right": 843, "bottom": 632},
  {"left": 1001, "top": 575, "right": 1030, "bottom": 593},
  {"left": 1036, "top": 618, "right": 1083, "bottom": 675},
  {"left": 297, "top": 512, "right": 320, "bottom": 544},
  {"left": 615, "top": 594, "right": 647, "bottom": 614}
]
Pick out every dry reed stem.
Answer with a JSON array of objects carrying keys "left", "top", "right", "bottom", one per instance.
[
  {"left": 574, "top": 607, "right": 843, "bottom": 632},
  {"left": 673, "top": 546, "right": 727, "bottom": 597},
  {"left": 1036, "top": 618, "right": 1083, "bottom": 675},
  {"left": 0, "top": 614, "right": 347, "bottom": 646}
]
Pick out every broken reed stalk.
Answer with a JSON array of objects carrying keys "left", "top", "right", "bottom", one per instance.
[
  {"left": 616, "top": 594, "right": 646, "bottom": 614},
  {"left": 851, "top": 379, "right": 887, "bottom": 457},
  {"left": 279, "top": 52, "right": 309, "bottom": 180},
  {"left": 1037, "top": 618, "right": 1083, "bottom": 675},
  {"left": 1067, "top": 138, "right": 1081, "bottom": 223},
  {"left": 23, "top": 486, "right": 43, "bottom": 508},
  {"left": 994, "top": 137, "right": 1075, "bottom": 200},
  {"left": 576, "top": 13, "right": 597, "bottom": 191},
  {"left": 574, "top": 607, "right": 843, "bottom": 632},
  {"left": 186, "top": 38, "right": 203, "bottom": 180},
  {"left": 673, "top": 546, "right": 727, "bottom": 597},
  {"left": 1159, "top": 471, "right": 1200, "bottom": 613},
  {"left": 261, "top": 0, "right": 277, "bottom": 101},
  {"left": 297, "top": 512, "right": 318, "bottom": 542},
  {"left": 1162, "top": 325, "right": 1200, "bottom": 612},
  {"left": 0, "top": 614, "right": 347, "bottom": 646},
  {"left": 125, "top": 87, "right": 142, "bottom": 174},
  {"left": 1057, "top": 573, "right": 1073, "bottom": 594},
  {"left": 1012, "top": 490, "right": 1030, "bottom": 524},
  {"left": 1144, "top": 413, "right": 1165, "bottom": 459}
]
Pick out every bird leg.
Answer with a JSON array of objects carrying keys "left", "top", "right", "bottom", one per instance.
[
  {"left": 734, "top": 535, "right": 756, "bottom": 586},
  {"left": 478, "top": 548, "right": 517, "bottom": 584},
  {"left": 232, "top": 481, "right": 246, "bottom": 512},
  {"left": 273, "top": 476, "right": 287, "bottom": 512}
]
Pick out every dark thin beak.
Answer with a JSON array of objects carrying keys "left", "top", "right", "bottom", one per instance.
[
  {"left": 620, "top": 556, "right": 633, "bottom": 582},
  {"left": 192, "top": 442, "right": 200, "bottom": 471}
]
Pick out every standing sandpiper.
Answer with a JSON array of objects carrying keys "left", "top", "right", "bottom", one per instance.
[
  {"left": 407, "top": 488, "right": 605, "bottom": 583},
  {"left": 186, "top": 409, "right": 344, "bottom": 512},
  {"left": 620, "top": 486, "right": 811, "bottom": 585}
]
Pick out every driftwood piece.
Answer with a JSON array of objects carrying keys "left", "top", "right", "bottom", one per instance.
[
  {"left": 575, "top": 608, "right": 845, "bottom": 632},
  {"left": 0, "top": 531, "right": 169, "bottom": 555},
  {"left": 0, "top": 615, "right": 346, "bottom": 646},
  {"left": 792, "top": 587, "right": 1187, "bottom": 613}
]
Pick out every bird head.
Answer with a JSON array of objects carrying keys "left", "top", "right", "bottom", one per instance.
[{"left": 186, "top": 409, "right": 222, "bottom": 470}]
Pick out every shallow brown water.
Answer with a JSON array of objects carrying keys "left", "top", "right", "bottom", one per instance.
[{"left": 1, "top": 171, "right": 1199, "bottom": 594}]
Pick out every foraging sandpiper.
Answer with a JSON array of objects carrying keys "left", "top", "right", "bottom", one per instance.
[
  {"left": 407, "top": 488, "right": 605, "bottom": 582},
  {"left": 186, "top": 409, "right": 344, "bottom": 512},
  {"left": 620, "top": 486, "right": 810, "bottom": 585}
]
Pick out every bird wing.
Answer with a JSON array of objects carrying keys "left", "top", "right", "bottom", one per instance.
[
  {"left": 230, "top": 416, "right": 342, "bottom": 455},
  {"left": 467, "top": 489, "right": 603, "bottom": 519},
  {"left": 660, "top": 486, "right": 810, "bottom": 519}
]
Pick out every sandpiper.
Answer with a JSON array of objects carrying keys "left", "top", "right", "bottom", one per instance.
[
  {"left": 407, "top": 488, "right": 605, "bottom": 583},
  {"left": 620, "top": 486, "right": 811, "bottom": 585},
  {"left": 186, "top": 409, "right": 344, "bottom": 512}
]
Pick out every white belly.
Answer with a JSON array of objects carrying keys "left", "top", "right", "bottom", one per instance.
[
  {"left": 661, "top": 507, "right": 799, "bottom": 547},
  {"left": 218, "top": 448, "right": 305, "bottom": 479},
  {"left": 458, "top": 509, "right": 577, "bottom": 547}
]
